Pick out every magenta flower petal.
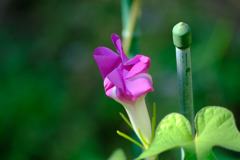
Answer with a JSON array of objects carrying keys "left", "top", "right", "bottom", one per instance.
[
  {"left": 93, "top": 33, "right": 154, "bottom": 106},
  {"left": 106, "top": 67, "right": 125, "bottom": 92},
  {"left": 93, "top": 47, "right": 121, "bottom": 79},
  {"left": 125, "top": 55, "right": 151, "bottom": 66},
  {"left": 124, "top": 55, "right": 150, "bottom": 79},
  {"left": 125, "top": 74, "right": 154, "bottom": 101},
  {"left": 104, "top": 77, "right": 134, "bottom": 105},
  {"left": 125, "top": 62, "right": 148, "bottom": 79},
  {"left": 104, "top": 77, "right": 114, "bottom": 93},
  {"left": 111, "top": 33, "right": 129, "bottom": 63},
  {"left": 104, "top": 77, "right": 114, "bottom": 99}
]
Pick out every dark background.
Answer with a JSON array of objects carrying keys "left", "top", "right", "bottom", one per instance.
[{"left": 0, "top": 0, "right": 240, "bottom": 159}]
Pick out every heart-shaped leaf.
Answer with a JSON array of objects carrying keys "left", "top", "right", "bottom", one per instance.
[
  {"left": 137, "top": 113, "right": 194, "bottom": 159},
  {"left": 193, "top": 106, "right": 240, "bottom": 159},
  {"left": 137, "top": 106, "right": 240, "bottom": 160}
]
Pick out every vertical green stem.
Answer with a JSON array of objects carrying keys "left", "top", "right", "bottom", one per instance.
[
  {"left": 172, "top": 22, "right": 195, "bottom": 137},
  {"left": 121, "top": 0, "right": 141, "bottom": 57},
  {"left": 121, "top": 0, "right": 132, "bottom": 31},
  {"left": 121, "top": 1, "right": 149, "bottom": 159}
]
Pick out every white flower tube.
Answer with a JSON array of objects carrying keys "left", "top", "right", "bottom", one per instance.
[{"left": 121, "top": 96, "right": 152, "bottom": 148}]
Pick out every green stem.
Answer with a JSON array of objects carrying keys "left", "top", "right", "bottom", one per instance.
[
  {"left": 172, "top": 22, "right": 195, "bottom": 137},
  {"left": 121, "top": 0, "right": 141, "bottom": 57},
  {"left": 151, "top": 103, "right": 156, "bottom": 143},
  {"left": 121, "top": 0, "right": 132, "bottom": 31},
  {"left": 138, "top": 129, "right": 149, "bottom": 149},
  {"left": 117, "top": 130, "right": 145, "bottom": 150},
  {"left": 119, "top": 112, "right": 134, "bottom": 130}
]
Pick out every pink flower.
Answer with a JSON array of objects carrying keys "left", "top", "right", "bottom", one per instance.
[
  {"left": 93, "top": 33, "right": 154, "bottom": 106},
  {"left": 93, "top": 34, "right": 154, "bottom": 147}
]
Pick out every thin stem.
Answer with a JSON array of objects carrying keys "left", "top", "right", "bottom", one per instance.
[
  {"left": 117, "top": 130, "right": 145, "bottom": 150},
  {"left": 121, "top": 0, "right": 132, "bottom": 31},
  {"left": 119, "top": 112, "right": 134, "bottom": 130},
  {"left": 151, "top": 103, "right": 156, "bottom": 143},
  {"left": 138, "top": 129, "right": 149, "bottom": 149},
  {"left": 121, "top": 0, "right": 141, "bottom": 56}
]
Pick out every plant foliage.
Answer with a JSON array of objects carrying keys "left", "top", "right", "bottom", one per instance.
[{"left": 137, "top": 106, "right": 240, "bottom": 160}]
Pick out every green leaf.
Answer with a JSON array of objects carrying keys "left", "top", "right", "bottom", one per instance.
[
  {"left": 137, "top": 113, "right": 194, "bottom": 159},
  {"left": 193, "top": 106, "right": 240, "bottom": 159},
  {"left": 136, "top": 106, "right": 240, "bottom": 160},
  {"left": 108, "top": 148, "right": 126, "bottom": 160}
]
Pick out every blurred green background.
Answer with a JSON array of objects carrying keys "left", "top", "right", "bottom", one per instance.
[{"left": 0, "top": 0, "right": 240, "bottom": 159}]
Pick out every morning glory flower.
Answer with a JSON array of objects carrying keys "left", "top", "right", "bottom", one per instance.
[{"left": 93, "top": 33, "right": 154, "bottom": 148}]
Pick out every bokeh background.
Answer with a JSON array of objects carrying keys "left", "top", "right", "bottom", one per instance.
[{"left": 0, "top": 0, "right": 240, "bottom": 159}]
